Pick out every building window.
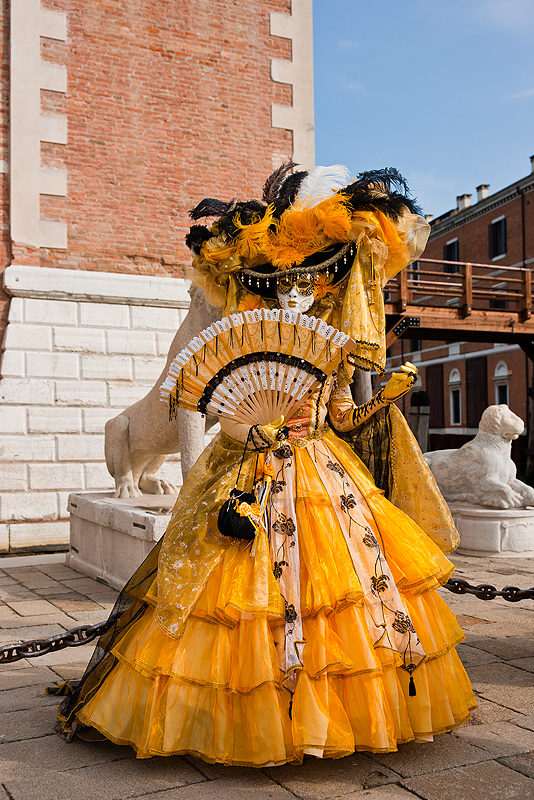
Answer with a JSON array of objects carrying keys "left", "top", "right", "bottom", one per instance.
[
  {"left": 443, "top": 238, "right": 459, "bottom": 273},
  {"left": 448, "top": 368, "right": 462, "bottom": 425},
  {"left": 489, "top": 216, "right": 506, "bottom": 260},
  {"left": 493, "top": 360, "right": 510, "bottom": 406},
  {"left": 466, "top": 356, "right": 488, "bottom": 427},
  {"left": 426, "top": 363, "right": 444, "bottom": 428}
]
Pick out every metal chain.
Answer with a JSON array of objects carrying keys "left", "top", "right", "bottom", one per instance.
[
  {"left": 2, "top": 578, "right": 534, "bottom": 665},
  {"left": 444, "top": 578, "right": 534, "bottom": 602},
  {"left": 0, "top": 615, "right": 118, "bottom": 665}
]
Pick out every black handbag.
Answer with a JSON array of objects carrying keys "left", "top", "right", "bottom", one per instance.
[{"left": 217, "top": 429, "right": 258, "bottom": 541}]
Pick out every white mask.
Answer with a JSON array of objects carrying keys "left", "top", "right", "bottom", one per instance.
[{"left": 276, "top": 276, "right": 315, "bottom": 314}]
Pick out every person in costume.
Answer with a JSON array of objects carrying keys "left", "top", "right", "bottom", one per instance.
[{"left": 53, "top": 164, "right": 476, "bottom": 765}]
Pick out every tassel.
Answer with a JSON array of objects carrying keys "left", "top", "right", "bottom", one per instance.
[
  {"left": 46, "top": 679, "right": 74, "bottom": 696},
  {"left": 409, "top": 676, "right": 417, "bottom": 697}
]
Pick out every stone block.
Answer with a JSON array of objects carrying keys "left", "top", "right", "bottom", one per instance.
[
  {"left": 0, "top": 666, "right": 59, "bottom": 691},
  {"left": 369, "top": 733, "right": 492, "bottom": 777},
  {"left": 79, "top": 302, "right": 130, "bottom": 328},
  {"left": 81, "top": 354, "right": 132, "bottom": 380},
  {"left": 0, "top": 685, "right": 60, "bottom": 715},
  {"left": 106, "top": 328, "right": 156, "bottom": 355},
  {"left": 27, "top": 406, "right": 81, "bottom": 434},
  {"left": 454, "top": 720, "right": 534, "bottom": 757},
  {"left": 0, "top": 731, "right": 132, "bottom": 780},
  {"left": 1, "top": 350, "right": 25, "bottom": 377},
  {"left": 0, "top": 464, "right": 28, "bottom": 491},
  {"left": 3, "top": 754, "right": 205, "bottom": 800},
  {"left": 29, "top": 463, "right": 83, "bottom": 490},
  {"left": 0, "top": 523, "right": 8, "bottom": 552},
  {"left": 4, "top": 599, "right": 59, "bottom": 616},
  {"left": 108, "top": 382, "right": 151, "bottom": 408},
  {"left": 131, "top": 305, "right": 180, "bottom": 331},
  {"left": 0, "top": 406, "right": 27, "bottom": 434},
  {"left": 9, "top": 520, "right": 70, "bottom": 550},
  {"left": 84, "top": 462, "right": 114, "bottom": 489},
  {"left": 466, "top": 663, "right": 534, "bottom": 714},
  {"left": 157, "top": 331, "right": 175, "bottom": 356},
  {"left": 403, "top": 759, "right": 534, "bottom": 800},
  {"left": 451, "top": 503, "right": 534, "bottom": 557},
  {"left": 55, "top": 380, "right": 107, "bottom": 406},
  {"left": 26, "top": 351, "right": 79, "bottom": 378},
  {"left": 8, "top": 297, "right": 23, "bottom": 323},
  {"left": 0, "top": 705, "right": 63, "bottom": 744},
  {"left": 4, "top": 323, "right": 52, "bottom": 351},
  {"left": 57, "top": 491, "right": 73, "bottom": 518},
  {"left": 53, "top": 326, "right": 106, "bottom": 353},
  {"left": 83, "top": 408, "right": 117, "bottom": 434},
  {"left": 1, "top": 492, "right": 58, "bottom": 522},
  {"left": 266, "top": 753, "right": 399, "bottom": 800},
  {"left": 0, "top": 435, "right": 55, "bottom": 462},
  {"left": 57, "top": 434, "right": 104, "bottom": 461},
  {"left": 23, "top": 298, "right": 77, "bottom": 325},
  {"left": 133, "top": 355, "right": 166, "bottom": 381},
  {"left": 0, "top": 378, "right": 54, "bottom": 405}
]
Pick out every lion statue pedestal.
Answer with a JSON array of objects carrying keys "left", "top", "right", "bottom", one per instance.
[{"left": 424, "top": 405, "right": 534, "bottom": 557}]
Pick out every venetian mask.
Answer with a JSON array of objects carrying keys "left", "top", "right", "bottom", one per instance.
[{"left": 276, "top": 275, "right": 315, "bottom": 313}]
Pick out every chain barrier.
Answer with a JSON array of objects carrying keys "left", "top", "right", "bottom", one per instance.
[
  {"left": 444, "top": 578, "right": 534, "bottom": 602},
  {"left": 2, "top": 579, "right": 534, "bottom": 665},
  {"left": 0, "top": 615, "right": 118, "bottom": 665}
]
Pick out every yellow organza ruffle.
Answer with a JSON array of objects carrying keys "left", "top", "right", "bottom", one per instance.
[{"left": 76, "top": 432, "right": 476, "bottom": 764}]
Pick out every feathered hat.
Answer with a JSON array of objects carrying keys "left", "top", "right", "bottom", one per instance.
[{"left": 185, "top": 163, "right": 429, "bottom": 373}]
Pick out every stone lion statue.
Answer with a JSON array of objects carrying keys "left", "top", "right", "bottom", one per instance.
[{"left": 424, "top": 404, "right": 534, "bottom": 509}]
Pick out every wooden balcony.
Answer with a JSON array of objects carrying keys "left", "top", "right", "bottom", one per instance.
[{"left": 385, "top": 258, "right": 534, "bottom": 355}]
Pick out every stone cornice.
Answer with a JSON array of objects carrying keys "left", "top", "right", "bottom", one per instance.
[{"left": 429, "top": 176, "right": 534, "bottom": 242}]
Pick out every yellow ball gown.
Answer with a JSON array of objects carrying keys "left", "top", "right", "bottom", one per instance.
[{"left": 57, "top": 380, "right": 476, "bottom": 765}]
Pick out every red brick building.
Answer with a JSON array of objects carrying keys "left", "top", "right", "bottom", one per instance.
[
  {"left": 382, "top": 155, "right": 534, "bottom": 471},
  {"left": 0, "top": 0, "right": 314, "bottom": 552}
]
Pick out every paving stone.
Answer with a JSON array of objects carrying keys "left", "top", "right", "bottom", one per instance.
[
  {"left": 0, "top": 658, "right": 34, "bottom": 672},
  {"left": 63, "top": 609, "right": 111, "bottom": 623},
  {"left": 0, "top": 612, "right": 74, "bottom": 629},
  {"left": 0, "top": 605, "right": 19, "bottom": 621},
  {"left": 265, "top": 753, "right": 399, "bottom": 800},
  {"left": 0, "top": 665, "right": 58, "bottom": 690},
  {"left": 470, "top": 636, "right": 534, "bottom": 661},
  {"left": 38, "top": 564, "right": 80, "bottom": 579},
  {"left": 498, "top": 751, "right": 534, "bottom": 780},
  {"left": 133, "top": 771, "right": 293, "bottom": 800},
  {"left": 0, "top": 624, "right": 68, "bottom": 644},
  {"left": 34, "top": 584, "right": 73, "bottom": 596},
  {"left": 453, "top": 720, "right": 534, "bottom": 756},
  {"left": 456, "top": 643, "right": 503, "bottom": 667},
  {"left": 0, "top": 734, "right": 132, "bottom": 780},
  {"left": 0, "top": 704, "right": 57, "bottom": 743},
  {"left": 0, "top": 587, "right": 39, "bottom": 602},
  {"left": 403, "top": 759, "right": 534, "bottom": 800},
  {"left": 11, "top": 571, "right": 61, "bottom": 590},
  {"left": 510, "top": 714, "right": 534, "bottom": 732},
  {"left": 508, "top": 657, "right": 534, "bottom": 673},
  {"left": 0, "top": 683, "right": 58, "bottom": 713},
  {"left": 47, "top": 661, "right": 88, "bottom": 682},
  {"left": 4, "top": 754, "right": 206, "bottom": 800},
  {"left": 2, "top": 566, "right": 42, "bottom": 574},
  {"left": 34, "top": 645, "right": 95, "bottom": 667},
  {"left": 5, "top": 599, "right": 59, "bottom": 616},
  {"left": 464, "top": 697, "right": 522, "bottom": 726},
  {"left": 369, "top": 732, "right": 491, "bottom": 777},
  {"left": 0, "top": 576, "right": 18, "bottom": 585},
  {"left": 335, "top": 787, "right": 419, "bottom": 800},
  {"left": 49, "top": 595, "right": 104, "bottom": 613},
  {"left": 467, "top": 663, "right": 534, "bottom": 713}
]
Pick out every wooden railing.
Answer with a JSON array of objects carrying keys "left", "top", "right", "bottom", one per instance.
[{"left": 385, "top": 258, "right": 533, "bottom": 321}]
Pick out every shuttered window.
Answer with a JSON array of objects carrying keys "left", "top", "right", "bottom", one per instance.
[
  {"left": 426, "top": 363, "right": 444, "bottom": 428},
  {"left": 489, "top": 217, "right": 506, "bottom": 259},
  {"left": 466, "top": 357, "right": 488, "bottom": 428}
]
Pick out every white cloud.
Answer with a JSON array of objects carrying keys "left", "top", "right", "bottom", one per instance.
[
  {"left": 341, "top": 80, "right": 365, "bottom": 92},
  {"left": 338, "top": 39, "right": 360, "bottom": 51},
  {"left": 507, "top": 87, "right": 534, "bottom": 101}
]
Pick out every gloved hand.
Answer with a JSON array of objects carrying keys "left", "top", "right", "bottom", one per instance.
[{"left": 382, "top": 362, "right": 418, "bottom": 402}]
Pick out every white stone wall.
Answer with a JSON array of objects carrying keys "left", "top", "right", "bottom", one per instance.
[{"left": 0, "top": 265, "right": 191, "bottom": 553}]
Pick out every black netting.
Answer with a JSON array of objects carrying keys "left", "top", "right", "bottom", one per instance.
[
  {"left": 335, "top": 406, "right": 392, "bottom": 497},
  {"left": 56, "top": 540, "right": 162, "bottom": 730}
]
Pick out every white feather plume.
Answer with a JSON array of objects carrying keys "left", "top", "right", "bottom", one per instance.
[{"left": 295, "top": 164, "right": 351, "bottom": 208}]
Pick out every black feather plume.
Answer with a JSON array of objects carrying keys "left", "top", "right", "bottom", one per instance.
[
  {"left": 274, "top": 170, "right": 309, "bottom": 212},
  {"left": 215, "top": 199, "right": 267, "bottom": 240},
  {"left": 341, "top": 168, "right": 421, "bottom": 219},
  {"left": 189, "top": 198, "right": 235, "bottom": 220},
  {"left": 262, "top": 161, "right": 297, "bottom": 204},
  {"left": 185, "top": 225, "right": 211, "bottom": 253}
]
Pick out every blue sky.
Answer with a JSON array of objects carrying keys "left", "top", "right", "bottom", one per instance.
[{"left": 313, "top": 0, "right": 534, "bottom": 217}]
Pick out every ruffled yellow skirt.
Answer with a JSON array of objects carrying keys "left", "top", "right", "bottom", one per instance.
[{"left": 75, "top": 432, "right": 476, "bottom": 765}]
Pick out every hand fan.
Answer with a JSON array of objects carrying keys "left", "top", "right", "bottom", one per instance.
[{"left": 160, "top": 308, "right": 356, "bottom": 426}]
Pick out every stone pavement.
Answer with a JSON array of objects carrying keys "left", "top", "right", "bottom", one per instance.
[{"left": 2, "top": 552, "right": 534, "bottom": 800}]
